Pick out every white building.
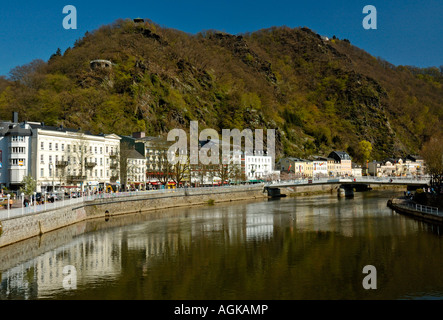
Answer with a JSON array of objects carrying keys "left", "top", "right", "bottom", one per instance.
[
  {"left": 312, "top": 159, "right": 328, "bottom": 178},
  {"left": 0, "top": 115, "right": 33, "bottom": 190},
  {"left": 124, "top": 149, "right": 147, "bottom": 190},
  {"left": 244, "top": 151, "right": 273, "bottom": 181},
  {"left": 0, "top": 113, "right": 122, "bottom": 193},
  {"left": 28, "top": 122, "right": 121, "bottom": 192}
]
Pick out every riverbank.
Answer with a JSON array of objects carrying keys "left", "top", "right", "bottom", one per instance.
[
  {"left": 388, "top": 198, "right": 443, "bottom": 224},
  {"left": 0, "top": 186, "right": 267, "bottom": 248}
]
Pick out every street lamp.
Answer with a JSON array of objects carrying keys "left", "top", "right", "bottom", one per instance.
[
  {"left": 44, "top": 191, "right": 47, "bottom": 211},
  {"left": 7, "top": 194, "right": 10, "bottom": 218},
  {"left": 21, "top": 192, "right": 24, "bottom": 216},
  {"left": 33, "top": 192, "right": 37, "bottom": 213}
]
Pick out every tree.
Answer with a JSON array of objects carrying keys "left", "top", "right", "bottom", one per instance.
[
  {"left": 8, "top": 59, "right": 46, "bottom": 88},
  {"left": 19, "top": 175, "right": 37, "bottom": 197},
  {"left": 171, "top": 152, "right": 190, "bottom": 187},
  {"left": 358, "top": 140, "right": 372, "bottom": 166},
  {"left": 65, "top": 132, "right": 93, "bottom": 191},
  {"left": 420, "top": 134, "right": 443, "bottom": 191}
]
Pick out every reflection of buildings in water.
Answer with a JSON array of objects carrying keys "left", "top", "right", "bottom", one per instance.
[
  {"left": 0, "top": 232, "right": 122, "bottom": 299},
  {"left": 245, "top": 204, "right": 275, "bottom": 241}
]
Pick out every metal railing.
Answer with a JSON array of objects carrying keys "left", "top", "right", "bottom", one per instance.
[
  {"left": 0, "top": 184, "right": 264, "bottom": 221},
  {"left": 265, "top": 176, "right": 431, "bottom": 187},
  {"left": 398, "top": 201, "right": 441, "bottom": 216}
]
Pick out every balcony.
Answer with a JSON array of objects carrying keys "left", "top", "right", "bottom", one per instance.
[
  {"left": 67, "top": 175, "right": 87, "bottom": 181},
  {"left": 85, "top": 161, "right": 96, "bottom": 167},
  {"left": 56, "top": 160, "right": 69, "bottom": 167},
  {"left": 109, "top": 152, "right": 118, "bottom": 158},
  {"left": 110, "top": 162, "right": 119, "bottom": 169}
]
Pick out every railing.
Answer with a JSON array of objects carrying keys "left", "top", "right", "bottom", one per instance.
[
  {"left": 397, "top": 201, "right": 441, "bottom": 216},
  {"left": 265, "top": 176, "right": 431, "bottom": 187},
  {"left": 0, "top": 184, "right": 264, "bottom": 221}
]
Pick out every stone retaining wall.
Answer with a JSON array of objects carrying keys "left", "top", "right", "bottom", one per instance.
[{"left": 0, "top": 186, "right": 266, "bottom": 248}]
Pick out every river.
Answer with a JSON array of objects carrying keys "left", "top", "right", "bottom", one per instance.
[{"left": 0, "top": 190, "right": 442, "bottom": 300}]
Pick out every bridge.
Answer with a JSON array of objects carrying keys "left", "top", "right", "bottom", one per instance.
[{"left": 264, "top": 176, "right": 430, "bottom": 198}]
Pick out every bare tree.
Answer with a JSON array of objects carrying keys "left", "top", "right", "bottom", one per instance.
[
  {"left": 421, "top": 133, "right": 443, "bottom": 191},
  {"left": 171, "top": 152, "right": 190, "bottom": 187},
  {"left": 119, "top": 141, "right": 136, "bottom": 191},
  {"left": 65, "top": 132, "right": 93, "bottom": 191}
]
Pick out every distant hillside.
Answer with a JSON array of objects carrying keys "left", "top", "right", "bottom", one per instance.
[{"left": 0, "top": 19, "right": 442, "bottom": 162}]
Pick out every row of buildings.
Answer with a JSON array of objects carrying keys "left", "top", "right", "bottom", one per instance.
[
  {"left": 276, "top": 152, "right": 425, "bottom": 179},
  {"left": 276, "top": 151, "right": 357, "bottom": 178},
  {"left": 0, "top": 112, "right": 426, "bottom": 193},
  {"left": 0, "top": 113, "right": 276, "bottom": 193}
]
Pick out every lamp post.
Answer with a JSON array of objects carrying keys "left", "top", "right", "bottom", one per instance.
[
  {"left": 7, "top": 194, "right": 10, "bottom": 218},
  {"left": 21, "top": 192, "right": 24, "bottom": 216},
  {"left": 33, "top": 192, "right": 37, "bottom": 213},
  {"left": 44, "top": 191, "right": 47, "bottom": 211}
]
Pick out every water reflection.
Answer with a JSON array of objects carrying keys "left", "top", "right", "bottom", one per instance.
[{"left": 0, "top": 191, "right": 442, "bottom": 300}]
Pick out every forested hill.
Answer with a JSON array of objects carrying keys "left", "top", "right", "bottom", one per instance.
[{"left": 0, "top": 19, "right": 442, "bottom": 162}]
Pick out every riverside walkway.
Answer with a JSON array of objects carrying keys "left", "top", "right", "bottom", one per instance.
[{"left": 0, "top": 185, "right": 263, "bottom": 221}]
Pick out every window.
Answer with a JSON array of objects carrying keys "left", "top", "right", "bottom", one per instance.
[
  {"left": 41, "top": 168, "right": 44, "bottom": 177},
  {"left": 67, "top": 144, "right": 71, "bottom": 152},
  {"left": 100, "top": 169, "right": 103, "bottom": 177},
  {"left": 41, "top": 142, "right": 44, "bottom": 150},
  {"left": 95, "top": 146, "right": 97, "bottom": 154},
  {"left": 10, "top": 159, "right": 25, "bottom": 166},
  {"left": 55, "top": 143, "right": 58, "bottom": 151},
  {"left": 10, "top": 147, "right": 25, "bottom": 153},
  {"left": 49, "top": 155, "right": 52, "bottom": 163},
  {"left": 49, "top": 143, "right": 52, "bottom": 150},
  {"left": 106, "top": 146, "right": 108, "bottom": 153},
  {"left": 40, "top": 155, "right": 44, "bottom": 163},
  {"left": 73, "top": 145, "right": 76, "bottom": 152},
  {"left": 61, "top": 144, "right": 65, "bottom": 151},
  {"left": 100, "top": 158, "right": 103, "bottom": 166},
  {"left": 11, "top": 136, "right": 24, "bottom": 142},
  {"left": 100, "top": 147, "right": 103, "bottom": 154}
]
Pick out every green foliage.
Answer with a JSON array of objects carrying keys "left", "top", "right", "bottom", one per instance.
[
  {"left": 19, "top": 175, "right": 37, "bottom": 196},
  {"left": 0, "top": 22, "right": 441, "bottom": 162}
]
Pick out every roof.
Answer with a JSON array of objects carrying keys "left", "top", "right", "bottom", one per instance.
[
  {"left": 126, "top": 149, "right": 145, "bottom": 160},
  {"left": 406, "top": 155, "right": 423, "bottom": 161},
  {"left": 328, "top": 151, "right": 351, "bottom": 161},
  {"left": 0, "top": 122, "right": 32, "bottom": 137},
  {"left": 28, "top": 123, "right": 97, "bottom": 136}
]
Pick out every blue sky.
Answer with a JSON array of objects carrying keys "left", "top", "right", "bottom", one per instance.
[{"left": 0, "top": 0, "right": 442, "bottom": 77}]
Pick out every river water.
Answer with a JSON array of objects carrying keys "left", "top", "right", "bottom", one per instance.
[{"left": 0, "top": 190, "right": 442, "bottom": 300}]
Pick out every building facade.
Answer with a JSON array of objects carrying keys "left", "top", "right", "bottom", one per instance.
[
  {"left": 29, "top": 123, "right": 121, "bottom": 192},
  {"left": 328, "top": 151, "right": 352, "bottom": 176}
]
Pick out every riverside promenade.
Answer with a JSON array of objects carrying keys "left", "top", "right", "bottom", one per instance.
[
  {"left": 0, "top": 185, "right": 267, "bottom": 248},
  {"left": 388, "top": 198, "right": 442, "bottom": 224}
]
